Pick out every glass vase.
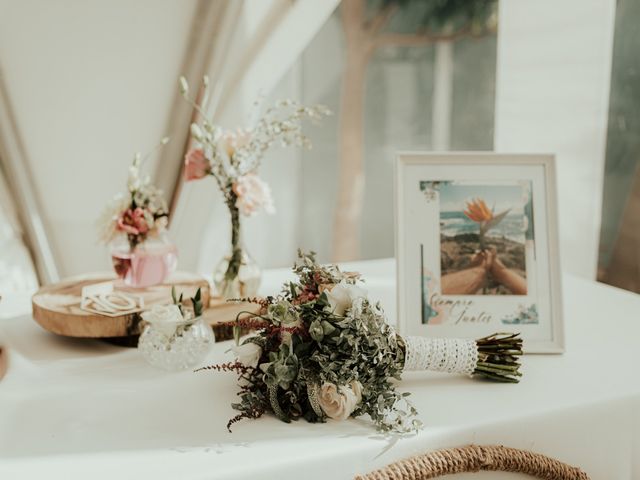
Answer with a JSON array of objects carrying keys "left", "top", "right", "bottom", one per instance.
[
  {"left": 213, "top": 247, "right": 261, "bottom": 299},
  {"left": 110, "top": 232, "right": 178, "bottom": 288},
  {"left": 138, "top": 314, "right": 214, "bottom": 371}
]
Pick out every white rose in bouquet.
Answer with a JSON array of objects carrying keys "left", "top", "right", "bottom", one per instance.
[
  {"left": 232, "top": 340, "right": 262, "bottom": 368},
  {"left": 141, "top": 304, "right": 185, "bottom": 337},
  {"left": 325, "top": 281, "right": 367, "bottom": 316},
  {"left": 318, "top": 381, "right": 363, "bottom": 421}
]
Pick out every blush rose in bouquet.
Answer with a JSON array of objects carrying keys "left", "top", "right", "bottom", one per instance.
[{"left": 198, "top": 251, "right": 522, "bottom": 433}]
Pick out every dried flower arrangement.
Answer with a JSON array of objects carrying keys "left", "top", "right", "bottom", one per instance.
[
  {"left": 179, "top": 76, "right": 330, "bottom": 298},
  {"left": 98, "top": 138, "right": 171, "bottom": 251}
]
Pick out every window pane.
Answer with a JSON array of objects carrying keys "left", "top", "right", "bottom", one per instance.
[
  {"left": 598, "top": 0, "right": 640, "bottom": 292},
  {"left": 292, "top": 8, "right": 498, "bottom": 263}
]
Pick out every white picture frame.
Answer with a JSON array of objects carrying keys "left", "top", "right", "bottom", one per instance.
[{"left": 395, "top": 152, "right": 564, "bottom": 353}]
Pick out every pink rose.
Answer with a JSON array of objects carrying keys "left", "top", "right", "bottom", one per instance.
[
  {"left": 232, "top": 174, "right": 275, "bottom": 216},
  {"left": 184, "top": 148, "right": 210, "bottom": 181},
  {"left": 117, "top": 207, "right": 150, "bottom": 236}
]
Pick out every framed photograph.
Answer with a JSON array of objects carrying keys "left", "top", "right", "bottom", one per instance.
[{"left": 395, "top": 152, "right": 564, "bottom": 353}]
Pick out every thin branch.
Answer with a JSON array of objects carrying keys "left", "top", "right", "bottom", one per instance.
[
  {"left": 375, "top": 28, "right": 467, "bottom": 48},
  {"left": 374, "top": 25, "right": 496, "bottom": 49},
  {"left": 341, "top": 0, "right": 366, "bottom": 37},
  {"left": 195, "top": 361, "right": 253, "bottom": 375},
  {"left": 468, "top": 24, "right": 498, "bottom": 38},
  {"left": 226, "top": 406, "right": 264, "bottom": 432},
  {"left": 365, "top": 4, "right": 397, "bottom": 35}
]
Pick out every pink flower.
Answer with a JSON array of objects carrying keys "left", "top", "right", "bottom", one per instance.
[
  {"left": 184, "top": 148, "right": 210, "bottom": 181},
  {"left": 232, "top": 174, "right": 275, "bottom": 216},
  {"left": 117, "top": 207, "right": 150, "bottom": 236}
]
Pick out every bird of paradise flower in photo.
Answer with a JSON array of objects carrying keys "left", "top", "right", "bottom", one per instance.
[{"left": 463, "top": 198, "right": 510, "bottom": 250}]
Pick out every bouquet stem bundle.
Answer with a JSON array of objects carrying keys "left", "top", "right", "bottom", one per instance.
[
  {"left": 474, "top": 333, "right": 523, "bottom": 382},
  {"left": 400, "top": 332, "right": 522, "bottom": 383}
]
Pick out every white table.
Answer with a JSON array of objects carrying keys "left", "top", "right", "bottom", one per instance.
[{"left": 0, "top": 259, "right": 639, "bottom": 480}]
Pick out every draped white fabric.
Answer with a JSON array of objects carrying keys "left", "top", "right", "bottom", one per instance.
[
  {"left": 0, "top": 260, "right": 639, "bottom": 479},
  {"left": 0, "top": 170, "right": 38, "bottom": 294},
  {"left": 0, "top": 0, "right": 200, "bottom": 277}
]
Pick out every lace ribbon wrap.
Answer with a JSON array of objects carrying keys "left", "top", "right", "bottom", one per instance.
[{"left": 403, "top": 336, "right": 478, "bottom": 375}]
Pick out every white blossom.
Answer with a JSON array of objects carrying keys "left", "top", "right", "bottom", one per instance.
[
  {"left": 318, "top": 381, "right": 363, "bottom": 421},
  {"left": 325, "top": 281, "right": 367, "bottom": 316},
  {"left": 97, "top": 193, "right": 129, "bottom": 243},
  {"left": 179, "top": 76, "right": 189, "bottom": 95},
  {"left": 232, "top": 340, "right": 262, "bottom": 368},
  {"left": 141, "top": 304, "right": 185, "bottom": 337}
]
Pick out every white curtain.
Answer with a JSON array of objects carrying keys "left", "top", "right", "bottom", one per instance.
[{"left": 0, "top": 169, "right": 38, "bottom": 294}]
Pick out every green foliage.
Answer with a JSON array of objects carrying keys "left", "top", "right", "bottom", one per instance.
[
  {"left": 172, "top": 286, "right": 204, "bottom": 319},
  {"left": 374, "top": 0, "right": 497, "bottom": 35},
  {"left": 191, "top": 288, "right": 204, "bottom": 318},
  {"left": 222, "top": 251, "right": 420, "bottom": 433}
]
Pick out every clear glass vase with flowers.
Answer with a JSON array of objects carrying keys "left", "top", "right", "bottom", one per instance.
[
  {"left": 138, "top": 287, "right": 213, "bottom": 371},
  {"left": 179, "top": 76, "right": 330, "bottom": 299},
  {"left": 98, "top": 139, "right": 177, "bottom": 287}
]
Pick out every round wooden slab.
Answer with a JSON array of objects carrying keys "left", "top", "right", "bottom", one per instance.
[{"left": 32, "top": 272, "right": 210, "bottom": 338}]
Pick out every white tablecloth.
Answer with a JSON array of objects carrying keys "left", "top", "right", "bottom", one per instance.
[{"left": 0, "top": 259, "right": 639, "bottom": 479}]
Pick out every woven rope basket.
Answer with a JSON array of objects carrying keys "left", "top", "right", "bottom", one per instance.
[{"left": 355, "top": 445, "right": 590, "bottom": 480}]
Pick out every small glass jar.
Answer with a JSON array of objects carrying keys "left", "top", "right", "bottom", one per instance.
[
  {"left": 110, "top": 232, "right": 178, "bottom": 288},
  {"left": 213, "top": 247, "right": 261, "bottom": 299},
  {"left": 138, "top": 313, "right": 214, "bottom": 371}
]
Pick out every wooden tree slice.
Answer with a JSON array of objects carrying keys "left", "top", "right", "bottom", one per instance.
[{"left": 32, "top": 272, "right": 210, "bottom": 338}]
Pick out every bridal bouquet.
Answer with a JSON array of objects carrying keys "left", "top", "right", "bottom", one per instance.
[
  {"left": 179, "top": 76, "right": 330, "bottom": 298},
  {"left": 199, "top": 252, "right": 522, "bottom": 433}
]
